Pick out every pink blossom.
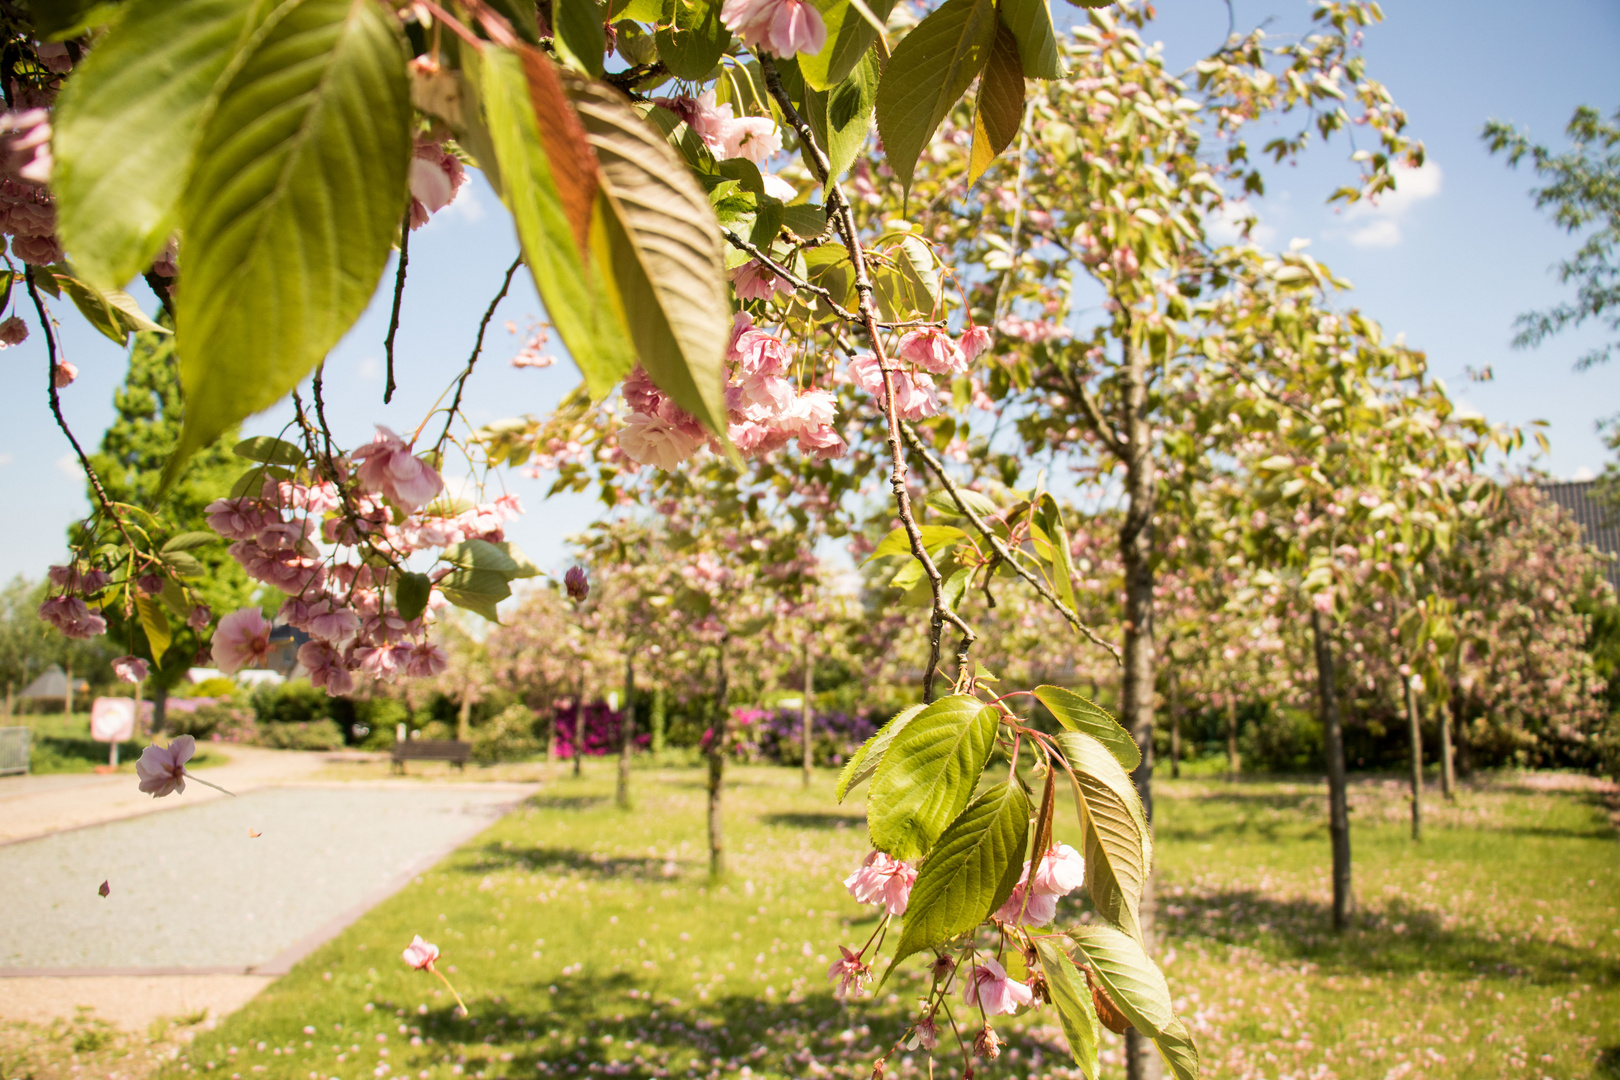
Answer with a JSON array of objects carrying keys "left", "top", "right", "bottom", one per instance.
[
  {"left": 187, "top": 605, "right": 212, "bottom": 632},
  {"left": 47, "top": 562, "right": 109, "bottom": 594},
  {"left": 205, "top": 498, "right": 266, "bottom": 540},
  {"left": 1030, "top": 843, "right": 1086, "bottom": 895},
  {"left": 565, "top": 566, "right": 589, "bottom": 601},
  {"left": 1312, "top": 589, "right": 1335, "bottom": 614},
  {"left": 404, "top": 642, "right": 449, "bottom": 678},
  {"left": 111, "top": 656, "right": 149, "bottom": 684},
  {"left": 826, "top": 945, "right": 870, "bottom": 999},
  {"left": 739, "top": 372, "right": 796, "bottom": 419},
  {"left": 300, "top": 641, "right": 355, "bottom": 696},
  {"left": 0, "top": 109, "right": 52, "bottom": 184},
  {"left": 356, "top": 645, "right": 404, "bottom": 680},
  {"left": 38, "top": 595, "right": 106, "bottom": 639},
  {"left": 961, "top": 957, "right": 1033, "bottom": 1016},
  {"left": 212, "top": 607, "right": 272, "bottom": 675},
  {"left": 53, "top": 360, "right": 77, "bottom": 387},
  {"left": 136, "top": 735, "right": 195, "bottom": 798},
  {"left": 842, "top": 850, "right": 917, "bottom": 915},
  {"left": 896, "top": 328, "right": 966, "bottom": 375},
  {"left": 731, "top": 259, "right": 790, "bottom": 301},
  {"left": 402, "top": 934, "right": 440, "bottom": 970},
  {"left": 760, "top": 172, "right": 797, "bottom": 201},
  {"left": 305, "top": 600, "right": 363, "bottom": 648},
  {"left": 796, "top": 425, "right": 847, "bottom": 460},
  {"left": 620, "top": 411, "right": 703, "bottom": 471},
  {"left": 849, "top": 355, "right": 939, "bottom": 420},
  {"left": 352, "top": 426, "right": 444, "bottom": 511},
  {"left": 494, "top": 493, "right": 524, "bottom": 520},
  {"left": 722, "top": 115, "right": 783, "bottom": 162},
  {"left": 653, "top": 91, "right": 734, "bottom": 155},
  {"left": 992, "top": 881, "right": 1057, "bottom": 926},
  {"left": 728, "top": 314, "right": 792, "bottom": 376},
  {"left": 959, "top": 324, "right": 992, "bottom": 361},
  {"left": 0, "top": 315, "right": 26, "bottom": 346},
  {"left": 721, "top": 0, "right": 826, "bottom": 58},
  {"left": 407, "top": 139, "right": 466, "bottom": 229},
  {"left": 906, "top": 1018, "right": 938, "bottom": 1051}
]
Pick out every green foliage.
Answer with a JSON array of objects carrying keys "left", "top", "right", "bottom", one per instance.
[
  {"left": 473, "top": 703, "right": 542, "bottom": 762},
  {"left": 887, "top": 779, "right": 1027, "bottom": 967},
  {"left": 1054, "top": 730, "right": 1151, "bottom": 943},
  {"left": 253, "top": 717, "right": 345, "bottom": 750},
  {"left": 1067, "top": 922, "right": 1175, "bottom": 1037},
  {"left": 874, "top": 0, "right": 998, "bottom": 192},
  {"left": 834, "top": 701, "right": 922, "bottom": 800},
  {"left": 865, "top": 694, "right": 997, "bottom": 859},
  {"left": 1034, "top": 936, "right": 1101, "bottom": 1078},
  {"left": 1035, "top": 684, "right": 1139, "bottom": 770},
  {"left": 170, "top": 0, "right": 412, "bottom": 479},
  {"left": 253, "top": 679, "right": 339, "bottom": 726}
]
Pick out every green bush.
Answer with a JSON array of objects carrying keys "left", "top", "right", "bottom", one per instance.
[
  {"left": 1240, "top": 707, "right": 1324, "bottom": 774},
  {"left": 254, "top": 718, "right": 345, "bottom": 751},
  {"left": 472, "top": 704, "right": 540, "bottom": 762},
  {"left": 252, "top": 680, "right": 335, "bottom": 725}
]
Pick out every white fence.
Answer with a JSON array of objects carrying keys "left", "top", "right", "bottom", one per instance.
[{"left": 0, "top": 726, "right": 28, "bottom": 775}]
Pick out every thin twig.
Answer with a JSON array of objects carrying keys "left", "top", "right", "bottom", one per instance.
[
  {"left": 761, "top": 55, "right": 974, "bottom": 702},
  {"left": 898, "top": 420, "right": 1122, "bottom": 664},
  {"left": 28, "top": 266, "right": 139, "bottom": 555},
  {"left": 383, "top": 216, "right": 410, "bottom": 404},
  {"left": 721, "top": 229, "right": 857, "bottom": 320},
  {"left": 437, "top": 254, "right": 523, "bottom": 453}
]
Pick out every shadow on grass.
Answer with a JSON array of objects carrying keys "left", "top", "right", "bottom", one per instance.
[
  {"left": 456, "top": 843, "right": 670, "bottom": 879},
  {"left": 394, "top": 973, "right": 1048, "bottom": 1080},
  {"left": 1162, "top": 886, "right": 1620, "bottom": 986},
  {"left": 1595, "top": 1045, "right": 1620, "bottom": 1078},
  {"left": 758, "top": 812, "right": 864, "bottom": 831},
  {"left": 527, "top": 794, "right": 611, "bottom": 811}
]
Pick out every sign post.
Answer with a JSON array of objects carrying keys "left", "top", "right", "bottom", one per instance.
[{"left": 91, "top": 697, "right": 136, "bottom": 768}]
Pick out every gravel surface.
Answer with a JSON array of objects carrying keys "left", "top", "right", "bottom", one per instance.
[{"left": 0, "top": 785, "right": 531, "bottom": 971}]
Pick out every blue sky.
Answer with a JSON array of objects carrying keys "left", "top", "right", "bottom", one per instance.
[{"left": 2, "top": 0, "right": 1617, "bottom": 583}]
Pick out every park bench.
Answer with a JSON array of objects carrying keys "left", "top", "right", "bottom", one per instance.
[{"left": 391, "top": 739, "right": 472, "bottom": 774}]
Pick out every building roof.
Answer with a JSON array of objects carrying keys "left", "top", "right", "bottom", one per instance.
[{"left": 1539, "top": 479, "right": 1620, "bottom": 591}]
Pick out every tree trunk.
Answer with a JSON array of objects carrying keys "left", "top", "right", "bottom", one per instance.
[
  {"left": 64, "top": 659, "right": 73, "bottom": 720},
  {"left": 801, "top": 636, "right": 814, "bottom": 788},
  {"left": 1311, "top": 608, "right": 1353, "bottom": 930},
  {"left": 617, "top": 653, "right": 635, "bottom": 810},
  {"left": 707, "top": 637, "right": 730, "bottom": 880},
  {"left": 1118, "top": 341, "right": 1162, "bottom": 1080},
  {"left": 1168, "top": 665, "right": 1180, "bottom": 780},
  {"left": 1225, "top": 687, "right": 1240, "bottom": 780},
  {"left": 542, "top": 692, "right": 556, "bottom": 764},
  {"left": 1404, "top": 674, "right": 1422, "bottom": 842},
  {"left": 457, "top": 692, "right": 472, "bottom": 744},
  {"left": 651, "top": 687, "right": 666, "bottom": 756},
  {"left": 1440, "top": 653, "right": 1459, "bottom": 800},
  {"left": 573, "top": 671, "right": 586, "bottom": 777},
  {"left": 153, "top": 686, "right": 168, "bottom": 737}
]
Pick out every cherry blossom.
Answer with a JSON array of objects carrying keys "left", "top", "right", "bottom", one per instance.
[
  {"left": 111, "top": 656, "right": 149, "bottom": 684},
  {"left": 842, "top": 850, "right": 917, "bottom": 915},
  {"left": 0, "top": 108, "right": 52, "bottom": 184},
  {"left": 37, "top": 595, "right": 106, "bottom": 639},
  {"left": 300, "top": 641, "right": 356, "bottom": 696},
  {"left": 826, "top": 945, "right": 870, "bottom": 1000},
  {"left": 992, "top": 880, "right": 1057, "bottom": 926},
  {"left": 402, "top": 935, "right": 440, "bottom": 970},
  {"left": 731, "top": 259, "right": 791, "bottom": 301},
  {"left": 136, "top": 735, "right": 195, "bottom": 798},
  {"left": 961, "top": 957, "right": 1032, "bottom": 1016},
  {"left": 0, "top": 315, "right": 26, "bottom": 346},
  {"left": 352, "top": 426, "right": 445, "bottom": 511},
  {"left": 565, "top": 565, "right": 590, "bottom": 601},
  {"left": 1029, "top": 843, "right": 1086, "bottom": 895},
  {"left": 212, "top": 607, "right": 272, "bottom": 675},
  {"left": 720, "top": 0, "right": 826, "bottom": 58},
  {"left": 895, "top": 328, "right": 967, "bottom": 376},
  {"left": 407, "top": 137, "right": 466, "bottom": 229},
  {"left": 620, "top": 411, "right": 705, "bottom": 470},
  {"left": 52, "top": 360, "right": 76, "bottom": 387}
]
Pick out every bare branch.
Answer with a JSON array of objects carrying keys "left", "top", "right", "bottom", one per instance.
[
  {"left": 721, "top": 229, "right": 857, "bottom": 320},
  {"left": 437, "top": 254, "right": 523, "bottom": 453},
  {"left": 383, "top": 216, "right": 410, "bottom": 404}
]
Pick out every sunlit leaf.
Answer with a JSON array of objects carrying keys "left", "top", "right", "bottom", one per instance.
[
  {"left": 1067, "top": 922, "right": 1175, "bottom": 1039},
  {"left": 874, "top": 0, "right": 998, "bottom": 192},
  {"left": 836, "top": 703, "right": 924, "bottom": 801},
  {"left": 1054, "top": 730, "right": 1151, "bottom": 942},
  {"left": 996, "top": 0, "right": 1063, "bottom": 79},
  {"left": 1035, "top": 937, "right": 1102, "bottom": 1079},
  {"left": 968, "top": 24, "right": 1023, "bottom": 187},
  {"left": 1034, "top": 685, "right": 1138, "bottom": 770},
  {"left": 868, "top": 694, "right": 998, "bottom": 859}
]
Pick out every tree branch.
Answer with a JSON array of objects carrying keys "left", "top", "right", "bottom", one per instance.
[
  {"left": 437, "top": 253, "right": 523, "bottom": 453},
  {"left": 383, "top": 216, "right": 410, "bottom": 404},
  {"left": 721, "top": 228, "right": 856, "bottom": 319},
  {"left": 899, "top": 420, "right": 1122, "bottom": 664}
]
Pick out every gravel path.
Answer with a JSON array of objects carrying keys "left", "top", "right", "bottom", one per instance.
[{"left": 0, "top": 784, "right": 533, "bottom": 972}]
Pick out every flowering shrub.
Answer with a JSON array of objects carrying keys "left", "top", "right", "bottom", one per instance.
[
  {"left": 252, "top": 719, "right": 345, "bottom": 752},
  {"left": 727, "top": 706, "right": 879, "bottom": 766},
  {"left": 550, "top": 700, "right": 644, "bottom": 759}
]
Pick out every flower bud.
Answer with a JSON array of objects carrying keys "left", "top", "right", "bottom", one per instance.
[
  {"left": 973, "top": 1025, "right": 1001, "bottom": 1061},
  {"left": 565, "top": 565, "right": 589, "bottom": 602}
]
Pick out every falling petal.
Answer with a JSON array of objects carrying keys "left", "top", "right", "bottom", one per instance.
[
  {"left": 248, "top": 829, "right": 262, "bottom": 838},
  {"left": 98, "top": 880, "right": 110, "bottom": 898}
]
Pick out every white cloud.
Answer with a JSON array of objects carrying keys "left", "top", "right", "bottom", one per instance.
[
  {"left": 358, "top": 355, "right": 382, "bottom": 381},
  {"left": 1342, "top": 161, "right": 1442, "bottom": 248},
  {"left": 445, "top": 184, "right": 485, "bottom": 224},
  {"left": 1573, "top": 465, "right": 1597, "bottom": 481},
  {"left": 1203, "top": 201, "right": 1278, "bottom": 248},
  {"left": 56, "top": 453, "right": 79, "bottom": 478},
  {"left": 0, "top": 452, "right": 11, "bottom": 466}
]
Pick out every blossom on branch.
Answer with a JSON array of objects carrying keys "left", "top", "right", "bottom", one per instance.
[
  {"left": 961, "top": 957, "right": 1032, "bottom": 1016},
  {"left": 720, "top": 0, "right": 826, "bottom": 58},
  {"left": 827, "top": 945, "right": 870, "bottom": 999},
  {"left": 111, "top": 656, "right": 148, "bottom": 684},
  {"left": 843, "top": 850, "right": 917, "bottom": 915},
  {"left": 212, "top": 607, "right": 272, "bottom": 675},
  {"left": 353, "top": 425, "right": 445, "bottom": 511}
]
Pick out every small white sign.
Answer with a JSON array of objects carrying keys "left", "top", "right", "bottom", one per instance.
[{"left": 90, "top": 697, "right": 136, "bottom": 743}]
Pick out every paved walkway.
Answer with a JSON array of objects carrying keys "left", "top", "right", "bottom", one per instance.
[{"left": 0, "top": 751, "right": 539, "bottom": 1030}]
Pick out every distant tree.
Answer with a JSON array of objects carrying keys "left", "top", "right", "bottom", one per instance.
[{"left": 1484, "top": 106, "right": 1619, "bottom": 372}]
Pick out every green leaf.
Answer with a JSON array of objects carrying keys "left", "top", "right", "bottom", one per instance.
[
  {"left": 233, "top": 436, "right": 304, "bottom": 467},
  {"left": 48, "top": 266, "right": 168, "bottom": 344},
  {"left": 866, "top": 523, "right": 966, "bottom": 562},
  {"left": 822, "top": 50, "right": 882, "bottom": 187},
  {"left": 395, "top": 571, "right": 432, "bottom": 622},
  {"left": 656, "top": 0, "right": 729, "bottom": 80},
  {"left": 554, "top": 0, "right": 606, "bottom": 75},
  {"left": 612, "top": 0, "right": 662, "bottom": 19},
  {"left": 836, "top": 703, "right": 924, "bottom": 802},
  {"left": 565, "top": 73, "right": 732, "bottom": 437},
  {"left": 996, "top": 0, "right": 1063, "bottom": 79},
  {"left": 1034, "top": 685, "right": 1138, "bottom": 771},
  {"left": 868, "top": 694, "right": 999, "bottom": 860},
  {"left": 159, "top": 576, "right": 193, "bottom": 620},
  {"left": 874, "top": 0, "right": 998, "bottom": 192},
  {"left": 23, "top": 0, "right": 120, "bottom": 39},
  {"left": 161, "top": 531, "right": 219, "bottom": 553},
  {"left": 438, "top": 568, "right": 513, "bottom": 622},
  {"left": 781, "top": 202, "right": 829, "bottom": 238},
  {"left": 493, "top": 541, "right": 543, "bottom": 579},
  {"left": 800, "top": 0, "right": 897, "bottom": 90},
  {"left": 968, "top": 23, "right": 1023, "bottom": 188},
  {"left": 136, "top": 595, "right": 173, "bottom": 661},
  {"left": 228, "top": 464, "right": 291, "bottom": 498},
  {"left": 443, "top": 538, "right": 521, "bottom": 573},
  {"left": 52, "top": 0, "right": 260, "bottom": 291},
  {"left": 1067, "top": 923, "right": 1174, "bottom": 1039},
  {"left": 469, "top": 46, "right": 632, "bottom": 400},
  {"left": 157, "top": 550, "right": 206, "bottom": 578},
  {"left": 1153, "top": 1017, "right": 1200, "bottom": 1080},
  {"left": 893, "top": 234, "right": 943, "bottom": 314},
  {"left": 485, "top": 0, "right": 542, "bottom": 42},
  {"left": 1035, "top": 937, "right": 1102, "bottom": 1080},
  {"left": 1054, "top": 730, "right": 1152, "bottom": 943},
  {"left": 889, "top": 781, "right": 1028, "bottom": 965},
  {"left": 169, "top": 0, "right": 411, "bottom": 487},
  {"left": 926, "top": 487, "right": 999, "bottom": 520},
  {"left": 1034, "top": 492, "right": 1078, "bottom": 614}
]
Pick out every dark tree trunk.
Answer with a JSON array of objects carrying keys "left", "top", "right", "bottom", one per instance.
[
  {"left": 1440, "top": 654, "right": 1458, "bottom": 800},
  {"left": 801, "top": 637, "right": 814, "bottom": 788},
  {"left": 153, "top": 686, "right": 168, "bottom": 736},
  {"left": 707, "top": 637, "right": 729, "bottom": 879},
  {"left": 1404, "top": 675, "right": 1423, "bottom": 841},
  {"left": 1168, "top": 665, "right": 1180, "bottom": 780},
  {"left": 1312, "top": 608, "right": 1353, "bottom": 930},
  {"left": 1119, "top": 342, "right": 1161, "bottom": 1080},
  {"left": 1225, "top": 687, "right": 1240, "bottom": 780},
  {"left": 573, "top": 671, "right": 586, "bottom": 777},
  {"left": 617, "top": 652, "right": 635, "bottom": 810}
]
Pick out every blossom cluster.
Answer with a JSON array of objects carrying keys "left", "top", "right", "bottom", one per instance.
[{"left": 652, "top": 90, "right": 786, "bottom": 167}]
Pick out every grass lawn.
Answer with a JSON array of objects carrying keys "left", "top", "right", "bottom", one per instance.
[
  {"left": 12, "top": 711, "right": 227, "bottom": 774},
  {"left": 9, "top": 762, "right": 1613, "bottom": 1080}
]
